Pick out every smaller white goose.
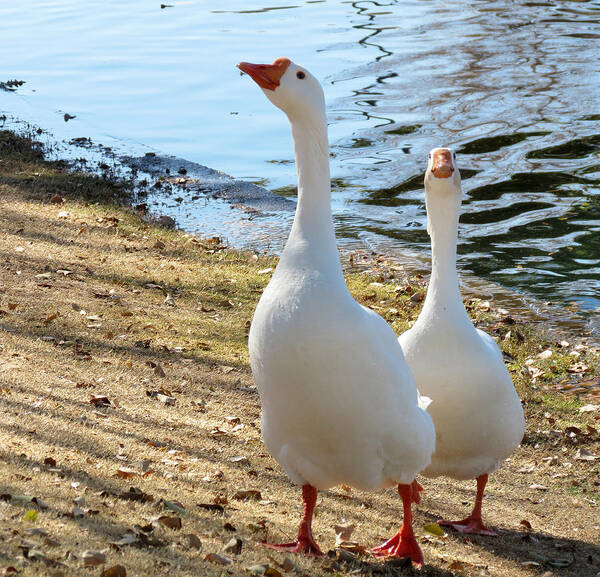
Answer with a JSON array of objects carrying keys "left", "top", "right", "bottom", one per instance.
[
  {"left": 399, "top": 148, "right": 525, "bottom": 535},
  {"left": 237, "top": 58, "right": 435, "bottom": 564}
]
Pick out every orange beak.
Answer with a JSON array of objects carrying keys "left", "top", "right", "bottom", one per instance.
[
  {"left": 237, "top": 57, "right": 291, "bottom": 91},
  {"left": 431, "top": 149, "right": 454, "bottom": 179}
]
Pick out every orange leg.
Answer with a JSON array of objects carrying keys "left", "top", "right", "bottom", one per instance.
[
  {"left": 438, "top": 474, "right": 497, "bottom": 536},
  {"left": 259, "top": 484, "right": 324, "bottom": 556},
  {"left": 372, "top": 483, "right": 424, "bottom": 566},
  {"left": 411, "top": 478, "right": 423, "bottom": 504}
]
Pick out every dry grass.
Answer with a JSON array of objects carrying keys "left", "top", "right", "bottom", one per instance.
[{"left": 0, "top": 130, "right": 599, "bottom": 577}]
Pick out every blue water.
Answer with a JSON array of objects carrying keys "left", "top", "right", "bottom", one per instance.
[{"left": 1, "top": 0, "right": 599, "bottom": 317}]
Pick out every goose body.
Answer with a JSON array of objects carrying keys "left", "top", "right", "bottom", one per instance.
[
  {"left": 399, "top": 148, "right": 525, "bottom": 533},
  {"left": 400, "top": 314, "right": 524, "bottom": 481},
  {"left": 253, "top": 252, "right": 433, "bottom": 490},
  {"left": 239, "top": 57, "right": 434, "bottom": 560}
]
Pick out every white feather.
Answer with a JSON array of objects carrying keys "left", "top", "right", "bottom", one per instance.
[
  {"left": 248, "top": 62, "right": 435, "bottom": 491},
  {"left": 399, "top": 149, "right": 524, "bottom": 481}
]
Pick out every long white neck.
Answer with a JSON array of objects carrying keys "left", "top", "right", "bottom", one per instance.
[
  {"left": 280, "top": 110, "right": 343, "bottom": 279},
  {"left": 420, "top": 186, "right": 470, "bottom": 325}
]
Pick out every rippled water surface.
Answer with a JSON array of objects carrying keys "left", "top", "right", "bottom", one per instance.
[{"left": 1, "top": 0, "right": 599, "bottom": 315}]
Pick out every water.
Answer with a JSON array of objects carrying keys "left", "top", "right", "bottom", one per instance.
[{"left": 1, "top": 0, "right": 599, "bottom": 321}]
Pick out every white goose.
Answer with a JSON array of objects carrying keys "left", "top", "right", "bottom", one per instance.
[
  {"left": 238, "top": 57, "right": 435, "bottom": 563},
  {"left": 399, "top": 148, "right": 525, "bottom": 535}
]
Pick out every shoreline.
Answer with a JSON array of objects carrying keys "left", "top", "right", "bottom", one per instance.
[
  {"left": 345, "top": 247, "right": 600, "bottom": 344},
  {"left": 2, "top": 117, "right": 598, "bottom": 343}
]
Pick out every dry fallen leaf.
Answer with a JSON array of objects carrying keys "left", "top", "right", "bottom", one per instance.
[
  {"left": 156, "top": 515, "right": 182, "bottom": 530},
  {"left": 185, "top": 534, "right": 202, "bottom": 550},
  {"left": 567, "top": 363, "right": 588, "bottom": 374},
  {"left": 214, "top": 493, "right": 228, "bottom": 505},
  {"left": 229, "top": 456, "right": 250, "bottom": 465},
  {"left": 528, "top": 366, "right": 545, "bottom": 379},
  {"left": 115, "top": 468, "right": 138, "bottom": 479},
  {"left": 574, "top": 448, "right": 598, "bottom": 461},
  {"left": 110, "top": 532, "right": 139, "bottom": 548},
  {"left": 90, "top": 394, "right": 111, "bottom": 407},
  {"left": 157, "top": 394, "right": 175, "bottom": 406},
  {"left": 337, "top": 542, "right": 367, "bottom": 554},
  {"left": 410, "top": 292, "right": 425, "bottom": 303},
  {"left": 333, "top": 522, "right": 355, "bottom": 547},
  {"left": 43, "top": 313, "right": 58, "bottom": 325},
  {"left": 101, "top": 565, "right": 127, "bottom": 577},
  {"left": 247, "top": 565, "right": 283, "bottom": 576},
  {"left": 120, "top": 487, "right": 154, "bottom": 502},
  {"left": 205, "top": 553, "right": 232, "bottom": 565},
  {"left": 223, "top": 537, "right": 243, "bottom": 555},
  {"left": 82, "top": 550, "right": 106, "bottom": 567}
]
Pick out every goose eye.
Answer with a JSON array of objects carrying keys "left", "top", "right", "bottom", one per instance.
[{"left": 296, "top": 71, "right": 306, "bottom": 79}]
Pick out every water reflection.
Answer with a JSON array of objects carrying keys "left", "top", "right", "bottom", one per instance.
[
  {"left": 457, "top": 132, "right": 551, "bottom": 155},
  {"left": 351, "top": 1, "right": 395, "bottom": 61},
  {"left": 328, "top": 0, "right": 600, "bottom": 314},
  {"left": 527, "top": 134, "right": 600, "bottom": 159}
]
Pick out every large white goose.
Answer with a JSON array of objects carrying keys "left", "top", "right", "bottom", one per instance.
[
  {"left": 399, "top": 148, "right": 525, "bottom": 535},
  {"left": 237, "top": 57, "right": 435, "bottom": 563}
]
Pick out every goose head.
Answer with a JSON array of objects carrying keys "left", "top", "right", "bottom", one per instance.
[
  {"left": 237, "top": 57, "right": 325, "bottom": 123},
  {"left": 424, "top": 148, "right": 462, "bottom": 236},
  {"left": 425, "top": 148, "right": 462, "bottom": 194}
]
